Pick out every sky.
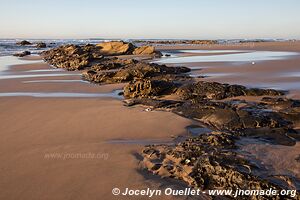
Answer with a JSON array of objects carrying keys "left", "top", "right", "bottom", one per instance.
[{"left": 0, "top": 0, "right": 300, "bottom": 39}]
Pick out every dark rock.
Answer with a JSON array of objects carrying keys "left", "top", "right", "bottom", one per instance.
[
  {"left": 176, "top": 81, "right": 283, "bottom": 100},
  {"left": 246, "top": 88, "right": 284, "bottom": 96},
  {"left": 16, "top": 40, "right": 32, "bottom": 45},
  {"left": 174, "top": 98, "right": 297, "bottom": 144},
  {"left": 83, "top": 61, "right": 190, "bottom": 84},
  {"left": 13, "top": 51, "right": 31, "bottom": 57},
  {"left": 141, "top": 132, "right": 296, "bottom": 198},
  {"left": 41, "top": 44, "right": 94, "bottom": 70},
  {"left": 41, "top": 42, "right": 163, "bottom": 71},
  {"left": 36, "top": 42, "right": 47, "bottom": 48},
  {"left": 243, "top": 128, "right": 299, "bottom": 146},
  {"left": 124, "top": 79, "right": 176, "bottom": 98}
]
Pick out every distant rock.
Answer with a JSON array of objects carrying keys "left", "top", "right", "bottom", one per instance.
[
  {"left": 13, "top": 51, "right": 31, "bottom": 57},
  {"left": 96, "top": 41, "right": 135, "bottom": 56},
  {"left": 16, "top": 40, "right": 32, "bottom": 45},
  {"left": 36, "top": 42, "right": 47, "bottom": 48}
]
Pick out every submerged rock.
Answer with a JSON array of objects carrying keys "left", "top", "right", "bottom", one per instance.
[{"left": 13, "top": 51, "right": 31, "bottom": 57}]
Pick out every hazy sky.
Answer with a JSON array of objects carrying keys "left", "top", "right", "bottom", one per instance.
[{"left": 0, "top": 0, "right": 300, "bottom": 39}]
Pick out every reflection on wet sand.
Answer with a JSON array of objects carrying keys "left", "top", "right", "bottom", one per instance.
[
  {"left": 0, "top": 56, "right": 123, "bottom": 98},
  {"left": 157, "top": 50, "right": 299, "bottom": 64},
  {"left": 0, "top": 91, "right": 123, "bottom": 99}
]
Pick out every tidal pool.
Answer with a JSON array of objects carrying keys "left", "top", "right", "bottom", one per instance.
[{"left": 157, "top": 50, "right": 299, "bottom": 64}]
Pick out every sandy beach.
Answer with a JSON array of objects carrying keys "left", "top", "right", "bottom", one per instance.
[
  {"left": 0, "top": 41, "right": 299, "bottom": 200},
  {"left": 0, "top": 59, "right": 195, "bottom": 200}
]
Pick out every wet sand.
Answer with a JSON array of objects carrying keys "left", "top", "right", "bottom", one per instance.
[
  {"left": 1, "top": 41, "right": 300, "bottom": 199},
  {"left": 0, "top": 59, "right": 195, "bottom": 200},
  {"left": 157, "top": 41, "right": 300, "bottom": 99}
]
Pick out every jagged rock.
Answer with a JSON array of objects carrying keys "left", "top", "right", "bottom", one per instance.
[
  {"left": 141, "top": 132, "right": 299, "bottom": 199},
  {"left": 16, "top": 40, "right": 32, "bottom": 45},
  {"left": 133, "top": 46, "right": 162, "bottom": 57},
  {"left": 89, "top": 58, "right": 137, "bottom": 71},
  {"left": 13, "top": 51, "right": 31, "bottom": 57},
  {"left": 41, "top": 44, "right": 93, "bottom": 70},
  {"left": 259, "top": 97, "right": 300, "bottom": 127},
  {"left": 83, "top": 62, "right": 190, "bottom": 84},
  {"left": 176, "top": 81, "right": 283, "bottom": 100},
  {"left": 36, "top": 42, "right": 47, "bottom": 48},
  {"left": 96, "top": 41, "right": 135, "bottom": 56},
  {"left": 124, "top": 79, "right": 176, "bottom": 98},
  {"left": 41, "top": 42, "right": 163, "bottom": 71},
  {"left": 175, "top": 99, "right": 292, "bottom": 129}
]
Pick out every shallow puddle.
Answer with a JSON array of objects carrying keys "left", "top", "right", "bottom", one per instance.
[
  {"left": 22, "top": 80, "right": 89, "bottom": 83},
  {"left": 237, "top": 138, "right": 300, "bottom": 190},
  {"left": 157, "top": 50, "right": 299, "bottom": 64},
  {"left": 0, "top": 56, "right": 40, "bottom": 73},
  {"left": 186, "top": 125, "right": 213, "bottom": 136},
  {"left": 0, "top": 90, "right": 123, "bottom": 99},
  {"left": 25, "top": 69, "right": 64, "bottom": 73},
  {"left": 0, "top": 73, "right": 80, "bottom": 80}
]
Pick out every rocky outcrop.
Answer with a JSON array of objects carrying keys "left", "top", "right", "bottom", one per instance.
[
  {"left": 142, "top": 132, "right": 299, "bottom": 199},
  {"left": 83, "top": 62, "right": 190, "bottom": 84},
  {"left": 41, "top": 42, "right": 300, "bottom": 195},
  {"left": 96, "top": 41, "right": 135, "bottom": 56},
  {"left": 122, "top": 78, "right": 299, "bottom": 145},
  {"left": 176, "top": 81, "right": 284, "bottom": 100},
  {"left": 41, "top": 44, "right": 97, "bottom": 70},
  {"left": 174, "top": 99, "right": 299, "bottom": 145},
  {"left": 123, "top": 79, "right": 176, "bottom": 98},
  {"left": 41, "top": 42, "right": 162, "bottom": 71},
  {"left": 36, "top": 42, "right": 47, "bottom": 48},
  {"left": 16, "top": 40, "right": 32, "bottom": 45},
  {"left": 133, "top": 46, "right": 162, "bottom": 57},
  {"left": 13, "top": 51, "right": 31, "bottom": 57}
]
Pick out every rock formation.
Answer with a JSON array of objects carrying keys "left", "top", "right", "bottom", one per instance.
[
  {"left": 16, "top": 40, "right": 32, "bottom": 45},
  {"left": 13, "top": 51, "right": 31, "bottom": 57},
  {"left": 36, "top": 42, "right": 47, "bottom": 48}
]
